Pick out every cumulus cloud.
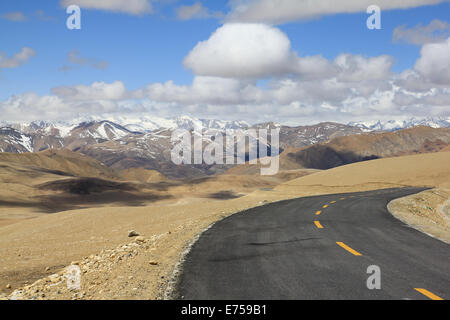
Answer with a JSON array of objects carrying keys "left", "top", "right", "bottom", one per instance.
[
  {"left": 1, "top": 71, "right": 449, "bottom": 124},
  {"left": 1, "top": 20, "right": 449, "bottom": 125},
  {"left": 0, "top": 92, "right": 129, "bottom": 122},
  {"left": 176, "top": 2, "right": 223, "bottom": 20},
  {"left": 393, "top": 19, "right": 450, "bottom": 45},
  {"left": 60, "top": 0, "right": 153, "bottom": 15},
  {"left": 334, "top": 54, "right": 394, "bottom": 82},
  {"left": 145, "top": 76, "right": 264, "bottom": 105},
  {"left": 226, "top": 0, "right": 449, "bottom": 24},
  {"left": 184, "top": 24, "right": 293, "bottom": 78},
  {"left": 414, "top": 38, "right": 450, "bottom": 84},
  {"left": 183, "top": 23, "right": 396, "bottom": 83},
  {"left": 0, "top": 47, "right": 36, "bottom": 69},
  {"left": 184, "top": 23, "right": 337, "bottom": 79}
]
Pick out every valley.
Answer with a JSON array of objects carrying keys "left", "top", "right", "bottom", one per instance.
[{"left": 0, "top": 116, "right": 449, "bottom": 299}]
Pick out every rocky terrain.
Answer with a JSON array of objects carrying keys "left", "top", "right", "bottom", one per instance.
[
  {"left": 0, "top": 117, "right": 370, "bottom": 178},
  {"left": 389, "top": 188, "right": 450, "bottom": 244},
  {"left": 4, "top": 233, "right": 169, "bottom": 300}
]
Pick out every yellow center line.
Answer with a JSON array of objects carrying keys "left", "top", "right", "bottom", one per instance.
[
  {"left": 340, "top": 197, "right": 346, "bottom": 200},
  {"left": 336, "top": 242, "right": 362, "bottom": 256},
  {"left": 315, "top": 210, "right": 322, "bottom": 215},
  {"left": 322, "top": 204, "right": 328, "bottom": 209},
  {"left": 314, "top": 221, "right": 324, "bottom": 229},
  {"left": 414, "top": 288, "right": 444, "bottom": 300},
  {"left": 330, "top": 200, "right": 336, "bottom": 204}
]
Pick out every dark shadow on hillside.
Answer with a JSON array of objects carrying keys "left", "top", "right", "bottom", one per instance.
[
  {"left": 207, "top": 190, "right": 244, "bottom": 200},
  {"left": 38, "top": 177, "right": 137, "bottom": 194},
  {"left": 7, "top": 177, "right": 175, "bottom": 213},
  {"left": 35, "top": 191, "right": 172, "bottom": 213}
]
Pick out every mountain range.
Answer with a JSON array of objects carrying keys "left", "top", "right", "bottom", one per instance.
[
  {"left": 348, "top": 117, "right": 450, "bottom": 132},
  {"left": 1, "top": 115, "right": 449, "bottom": 178}
]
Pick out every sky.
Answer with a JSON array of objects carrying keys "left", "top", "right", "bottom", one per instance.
[{"left": 0, "top": 0, "right": 449, "bottom": 125}]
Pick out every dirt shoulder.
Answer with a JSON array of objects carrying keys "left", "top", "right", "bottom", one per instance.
[{"left": 388, "top": 188, "right": 450, "bottom": 244}]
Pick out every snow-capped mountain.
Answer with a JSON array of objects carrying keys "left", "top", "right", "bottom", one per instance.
[
  {"left": 1, "top": 115, "right": 448, "bottom": 178},
  {"left": 2, "top": 115, "right": 251, "bottom": 136},
  {"left": 0, "top": 127, "right": 34, "bottom": 153},
  {"left": 348, "top": 117, "right": 450, "bottom": 132}
]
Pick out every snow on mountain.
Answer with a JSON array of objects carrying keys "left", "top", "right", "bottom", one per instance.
[
  {"left": 0, "top": 127, "right": 34, "bottom": 153},
  {"left": 348, "top": 117, "right": 450, "bottom": 132},
  {"left": 30, "top": 120, "right": 78, "bottom": 138},
  {"left": 18, "top": 115, "right": 251, "bottom": 134},
  {"left": 69, "top": 121, "right": 134, "bottom": 141}
]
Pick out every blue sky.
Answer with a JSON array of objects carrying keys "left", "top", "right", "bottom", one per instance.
[
  {"left": 0, "top": 0, "right": 226, "bottom": 98},
  {"left": 0, "top": 0, "right": 449, "bottom": 124}
]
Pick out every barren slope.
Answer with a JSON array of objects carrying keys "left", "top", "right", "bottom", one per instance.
[{"left": 1, "top": 152, "right": 449, "bottom": 299}]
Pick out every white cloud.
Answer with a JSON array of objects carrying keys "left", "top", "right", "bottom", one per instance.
[
  {"left": 176, "top": 2, "right": 222, "bottom": 20},
  {"left": 393, "top": 19, "right": 450, "bottom": 45},
  {"left": 60, "top": 0, "right": 153, "bottom": 15},
  {"left": 1, "top": 22, "right": 449, "bottom": 125},
  {"left": 51, "top": 81, "right": 128, "bottom": 101},
  {"left": 0, "top": 92, "right": 128, "bottom": 122},
  {"left": 414, "top": 38, "right": 450, "bottom": 84},
  {"left": 183, "top": 23, "right": 396, "bottom": 83},
  {"left": 226, "top": 0, "right": 449, "bottom": 24},
  {"left": 334, "top": 54, "right": 394, "bottom": 82},
  {"left": 0, "top": 47, "right": 36, "bottom": 69},
  {"left": 184, "top": 24, "right": 294, "bottom": 78},
  {"left": 146, "top": 76, "right": 262, "bottom": 105},
  {"left": 1, "top": 72, "right": 449, "bottom": 124},
  {"left": 184, "top": 23, "right": 338, "bottom": 79}
]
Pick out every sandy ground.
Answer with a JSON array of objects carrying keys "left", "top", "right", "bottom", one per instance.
[
  {"left": 388, "top": 188, "right": 450, "bottom": 244},
  {"left": 1, "top": 151, "right": 449, "bottom": 299}
]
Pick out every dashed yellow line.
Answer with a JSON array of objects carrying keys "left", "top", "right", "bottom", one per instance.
[
  {"left": 315, "top": 210, "right": 322, "bottom": 215},
  {"left": 340, "top": 197, "right": 346, "bottom": 200},
  {"left": 414, "top": 288, "right": 444, "bottom": 300},
  {"left": 336, "top": 242, "right": 362, "bottom": 256},
  {"left": 322, "top": 204, "right": 328, "bottom": 209},
  {"left": 314, "top": 221, "right": 324, "bottom": 229},
  {"left": 330, "top": 200, "right": 336, "bottom": 204}
]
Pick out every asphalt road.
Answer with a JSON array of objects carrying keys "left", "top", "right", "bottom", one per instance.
[{"left": 177, "top": 187, "right": 450, "bottom": 300}]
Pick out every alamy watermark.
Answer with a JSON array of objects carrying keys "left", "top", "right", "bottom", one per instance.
[
  {"left": 65, "top": 265, "right": 81, "bottom": 290},
  {"left": 171, "top": 128, "right": 280, "bottom": 176},
  {"left": 66, "top": 4, "right": 381, "bottom": 31},
  {"left": 66, "top": 5, "right": 81, "bottom": 30},
  {"left": 366, "top": 265, "right": 381, "bottom": 290},
  {"left": 367, "top": 5, "right": 381, "bottom": 30}
]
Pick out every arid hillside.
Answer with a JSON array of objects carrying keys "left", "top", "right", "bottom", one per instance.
[
  {"left": 227, "top": 126, "right": 450, "bottom": 174},
  {"left": 275, "top": 151, "right": 450, "bottom": 195},
  {"left": 0, "top": 151, "right": 449, "bottom": 299},
  {"left": 0, "top": 149, "right": 120, "bottom": 179}
]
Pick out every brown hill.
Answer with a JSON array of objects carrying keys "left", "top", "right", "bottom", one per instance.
[
  {"left": 227, "top": 126, "right": 450, "bottom": 173},
  {"left": 275, "top": 151, "right": 450, "bottom": 195},
  {"left": 120, "top": 168, "right": 167, "bottom": 183},
  {"left": 0, "top": 149, "right": 119, "bottom": 179}
]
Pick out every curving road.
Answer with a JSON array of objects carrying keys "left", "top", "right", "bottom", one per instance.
[{"left": 177, "top": 187, "right": 450, "bottom": 300}]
